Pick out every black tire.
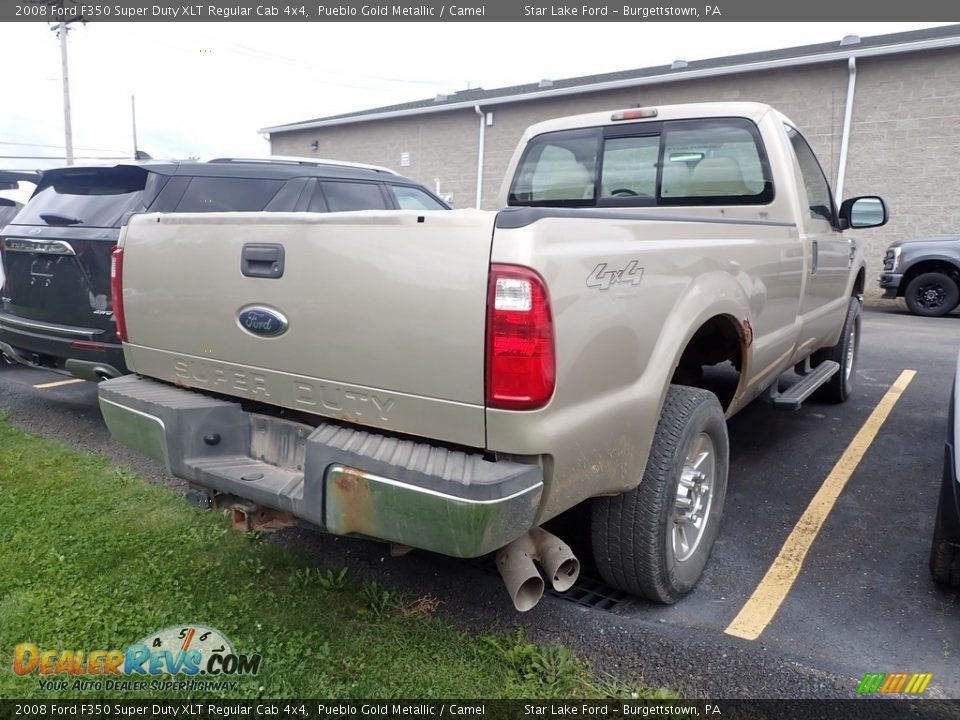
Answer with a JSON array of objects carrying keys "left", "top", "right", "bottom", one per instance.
[
  {"left": 904, "top": 272, "right": 960, "bottom": 317},
  {"left": 930, "top": 495, "right": 960, "bottom": 588},
  {"left": 813, "top": 296, "right": 861, "bottom": 403},
  {"left": 591, "top": 386, "right": 728, "bottom": 604}
]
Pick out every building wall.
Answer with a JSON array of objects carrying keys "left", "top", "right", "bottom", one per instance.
[
  {"left": 269, "top": 111, "right": 481, "bottom": 208},
  {"left": 269, "top": 47, "right": 960, "bottom": 298}
]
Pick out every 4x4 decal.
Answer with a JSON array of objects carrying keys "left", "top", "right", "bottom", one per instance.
[{"left": 587, "top": 260, "right": 644, "bottom": 290}]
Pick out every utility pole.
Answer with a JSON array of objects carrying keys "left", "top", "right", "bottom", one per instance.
[
  {"left": 131, "top": 95, "right": 138, "bottom": 159},
  {"left": 55, "top": 22, "right": 74, "bottom": 165}
]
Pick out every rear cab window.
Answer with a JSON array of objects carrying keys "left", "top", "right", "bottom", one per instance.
[
  {"left": 13, "top": 166, "right": 158, "bottom": 228},
  {"left": 508, "top": 117, "right": 774, "bottom": 208}
]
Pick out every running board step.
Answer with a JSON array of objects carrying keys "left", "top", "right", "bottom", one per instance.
[{"left": 767, "top": 360, "right": 840, "bottom": 411}]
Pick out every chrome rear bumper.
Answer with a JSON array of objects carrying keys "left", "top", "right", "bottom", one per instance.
[{"left": 99, "top": 375, "right": 543, "bottom": 557}]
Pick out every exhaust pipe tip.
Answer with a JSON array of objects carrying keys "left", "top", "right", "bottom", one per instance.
[
  {"left": 529, "top": 527, "right": 581, "bottom": 593},
  {"left": 495, "top": 527, "right": 581, "bottom": 611},
  {"left": 496, "top": 536, "right": 545, "bottom": 613},
  {"left": 546, "top": 557, "right": 580, "bottom": 593},
  {"left": 509, "top": 574, "right": 545, "bottom": 613}
]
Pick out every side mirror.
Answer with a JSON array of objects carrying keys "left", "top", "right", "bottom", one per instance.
[{"left": 839, "top": 195, "right": 888, "bottom": 230}]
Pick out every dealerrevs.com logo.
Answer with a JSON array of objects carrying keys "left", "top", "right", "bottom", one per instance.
[{"left": 13, "top": 625, "right": 261, "bottom": 693}]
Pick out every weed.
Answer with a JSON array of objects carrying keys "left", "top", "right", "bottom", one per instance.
[
  {"left": 587, "top": 672, "right": 680, "bottom": 700},
  {"left": 239, "top": 557, "right": 267, "bottom": 576},
  {"left": 289, "top": 566, "right": 349, "bottom": 592},
  {"left": 531, "top": 645, "right": 579, "bottom": 693},
  {"left": 359, "top": 579, "right": 401, "bottom": 619},
  {"left": 484, "top": 629, "right": 585, "bottom": 697},
  {"left": 289, "top": 567, "right": 318, "bottom": 590},
  {"left": 318, "top": 567, "right": 349, "bottom": 592},
  {"left": 244, "top": 530, "right": 265, "bottom": 546}
]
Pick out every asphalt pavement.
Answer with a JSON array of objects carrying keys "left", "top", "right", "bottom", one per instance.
[{"left": 1, "top": 303, "right": 958, "bottom": 699}]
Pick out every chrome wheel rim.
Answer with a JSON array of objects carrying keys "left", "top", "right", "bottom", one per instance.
[
  {"left": 845, "top": 321, "right": 857, "bottom": 382},
  {"left": 671, "top": 432, "right": 715, "bottom": 563}
]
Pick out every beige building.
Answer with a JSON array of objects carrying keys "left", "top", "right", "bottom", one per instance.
[{"left": 263, "top": 25, "right": 960, "bottom": 297}]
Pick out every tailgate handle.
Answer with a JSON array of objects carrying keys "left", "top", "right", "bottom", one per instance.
[{"left": 241, "top": 243, "right": 285, "bottom": 279}]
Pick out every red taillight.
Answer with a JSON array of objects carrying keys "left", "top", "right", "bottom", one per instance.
[
  {"left": 70, "top": 340, "right": 109, "bottom": 352},
  {"left": 0, "top": 237, "right": 7, "bottom": 295},
  {"left": 485, "top": 264, "right": 555, "bottom": 410},
  {"left": 110, "top": 246, "right": 127, "bottom": 342},
  {"left": 611, "top": 107, "right": 658, "bottom": 121}
]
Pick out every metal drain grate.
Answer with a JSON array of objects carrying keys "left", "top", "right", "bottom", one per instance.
[
  {"left": 464, "top": 556, "right": 630, "bottom": 612},
  {"left": 546, "top": 575, "right": 629, "bottom": 611}
]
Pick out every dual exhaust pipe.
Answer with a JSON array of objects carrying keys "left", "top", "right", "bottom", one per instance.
[
  {"left": 496, "top": 527, "right": 580, "bottom": 612},
  {"left": 214, "top": 495, "right": 577, "bottom": 612}
]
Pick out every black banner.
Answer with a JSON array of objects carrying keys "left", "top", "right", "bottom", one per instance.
[
  {"left": 5, "top": 0, "right": 960, "bottom": 22},
  {"left": 1, "top": 700, "right": 960, "bottom": 720}
]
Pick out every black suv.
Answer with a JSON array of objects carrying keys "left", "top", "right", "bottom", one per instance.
[{"left": 0, "top": 159, "right": 448, "bottom": 380}]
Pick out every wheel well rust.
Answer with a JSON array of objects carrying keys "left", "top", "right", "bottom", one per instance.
[{"left": 671, "top": 314, "right": 745, "bottom": 412}]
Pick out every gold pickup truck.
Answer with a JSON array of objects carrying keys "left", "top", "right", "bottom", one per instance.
[{"left": 99, "top": 102, "right": 887, "bottom": 611}]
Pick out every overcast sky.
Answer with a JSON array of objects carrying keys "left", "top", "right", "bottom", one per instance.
[{"left": 0, "top": 21, "right": 952, "bottom": 179}]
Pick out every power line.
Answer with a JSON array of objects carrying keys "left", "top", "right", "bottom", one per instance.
[
  {"left": 0, "top": 140, "right": 129, "bottom": 153},
  {"left": 211, "top": 36, "right": 446, "bottom": 87},
  {"left": 124, "top": 26, "right": 454, "bottom": 93},
  {"left": 0, "top": 155, "right": 132, "bottom": 160}
]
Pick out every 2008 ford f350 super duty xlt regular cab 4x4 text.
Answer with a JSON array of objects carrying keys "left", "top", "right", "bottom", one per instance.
[{"left": 99, "top": 103, "right": 888, "bottom": 611}]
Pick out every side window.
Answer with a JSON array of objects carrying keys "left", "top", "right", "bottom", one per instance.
[
  {"left": 785, "top": 125, "right": 836, "bottom": 224},
  {"left": 306, "top": 181, "right": 328, "bottom": 212},
  {"left": 0, "top": 199, "right": 19, "bottom": 227},
  {"left": 173, "top": 177, "right": 285, "bottom": 212},
  {"left": 600, "top": 135, "right": 659, "bottom": 199},
  {"left": 263, "top": 177, "right": 311, "bottom": 212},
  {"left": 660, "top": 119, "right": 773, "bottom": 205},
  {"left": 320, "top": 181, "right": 389, "bottom": 212},
  {"left": 508, "top": 128, "right": 599, "bottom": 205},
  {"left": 390, "top": 185, "right": 447, "bottom": 210}
]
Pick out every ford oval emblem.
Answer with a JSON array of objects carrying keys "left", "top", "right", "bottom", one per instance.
[{"left": 237, "top": 306, "right": 288, "bottom": 338}]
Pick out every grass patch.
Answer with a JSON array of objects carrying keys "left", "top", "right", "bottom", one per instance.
[{"left": 0, "top": 414, "right": 672, "bottom": 700}]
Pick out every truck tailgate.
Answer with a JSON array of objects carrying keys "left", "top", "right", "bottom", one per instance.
[{"left": 119, "top": 210, "right": 496, "bottom": 448}]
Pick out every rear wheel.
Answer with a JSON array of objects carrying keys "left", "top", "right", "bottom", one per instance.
[
  {"left": 591, "top": 386, "right": 728, "bottom": 603},
  {"left": 904, "top": 272, "right": 960, "bottom": 317},
  {"left": 930, "top": 494, "right": 960, "bottom": 588},
  {"left": 813, "top": 296, "right": 860, "bottom": 403}
]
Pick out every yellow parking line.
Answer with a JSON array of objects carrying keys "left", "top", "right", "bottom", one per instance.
[
  {"left": 725, "top": 369, "right": 917, "bottom": 641},
  {"left": 32, "top": 378, "right": 86, "bottom": 389}
]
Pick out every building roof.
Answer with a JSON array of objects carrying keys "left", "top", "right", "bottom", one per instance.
[{"left": 261, "top": 24, "right": 960, "bottom": 135}]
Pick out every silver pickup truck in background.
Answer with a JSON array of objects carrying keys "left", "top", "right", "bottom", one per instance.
[{"left": 99, "top": 102, "right": 887, "bottom": 610}]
